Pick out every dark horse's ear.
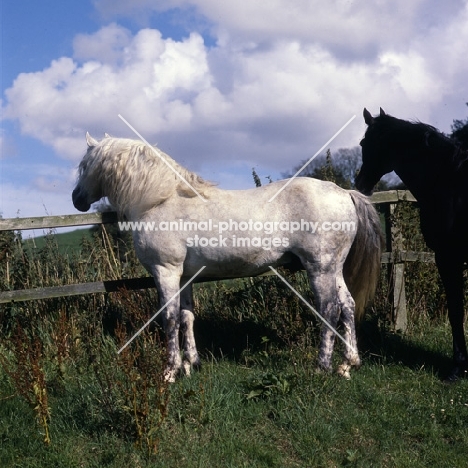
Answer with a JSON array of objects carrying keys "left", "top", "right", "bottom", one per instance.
[
  {"left": 380, "top": 107, "right": 386, "bottom": 117},
  {"left": 424, "top": 131, "right": 433, "bottom": 147},
  {"left": 363, "top": 108, "right": 374, "bottom": 125}
]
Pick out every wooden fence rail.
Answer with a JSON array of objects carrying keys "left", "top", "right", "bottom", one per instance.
[{"left": 0, "top": 190, "right": 428, "bottom": 332}]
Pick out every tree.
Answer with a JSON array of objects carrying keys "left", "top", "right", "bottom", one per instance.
[
  {"left": 283, "top": 146, "right": 391, "bottom": 191},
  {"left": 284, "top": 146, "right": 389, "bottom": 189}
]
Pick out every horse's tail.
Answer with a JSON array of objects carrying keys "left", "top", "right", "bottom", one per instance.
[{"left": 344, "top": 191, "right": 383, "bottom": 321}]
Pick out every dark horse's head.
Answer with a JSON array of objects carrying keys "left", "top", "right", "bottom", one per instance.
[
  {"left": 355, "top": 108, "right": 395, "bottom": 195},
  {"left": 72, "top": 133, "right": 104, "bottom": 212}
]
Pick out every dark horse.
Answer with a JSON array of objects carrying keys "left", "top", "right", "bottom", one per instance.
[{"left": 356, "top": 107, "right": 468, "bottom": 381}]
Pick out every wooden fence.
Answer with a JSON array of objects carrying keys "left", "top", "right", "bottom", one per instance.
[{"left": 0, "top": 190, "right": 430, "bottom": 332}]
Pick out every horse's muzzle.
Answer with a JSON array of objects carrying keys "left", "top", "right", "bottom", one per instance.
[
  {"left": 72, "top": 187, "right": 91, "bottom": 212},
  {"left": 355, "top": 173, "right": 375, "bottom": 196}
]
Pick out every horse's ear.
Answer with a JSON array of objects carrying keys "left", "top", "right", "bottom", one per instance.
[
  {"left": 86, "top": 132, "right": 99, "bottom": 147},
  {"left": 104, "top": 133, "right": 111, "bottom": 138},
  {"left": 424, "top": 131, "right": 433, "bottom": 147},
  {"left": 363, "top": 108, "right": 374, "bottom": 125},
  {"left": 380, "top": 107, "right": 386, "bottom": 117}
]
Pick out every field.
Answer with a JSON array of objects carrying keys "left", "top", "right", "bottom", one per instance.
[{"left": 1, "top": 206, "right": 468, "bottom": 467}]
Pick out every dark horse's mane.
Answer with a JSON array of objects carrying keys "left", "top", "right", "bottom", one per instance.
[{"left": 370, "top": 114, "right": 468, "bottom": 170}]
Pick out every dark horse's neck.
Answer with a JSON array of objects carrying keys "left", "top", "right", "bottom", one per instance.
[
  {"left": 383, "top": 116, "right": 463, "bottom": 203},
  {"left": 378, "top": 115, "right": 468, "bottom": 253}
]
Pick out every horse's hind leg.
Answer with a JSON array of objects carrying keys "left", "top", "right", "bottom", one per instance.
[
  {"left": 307, "top": 266, "right": 359, "bottom": 378},
  {"left": 180, "top": 283, "right": 201, "bottom": 376},
  {"left": 317, "top": 300, "right": 340, "bottom": 373},
  {"left": 307, "top": 269, "right": 341, "bottom": 373},
  {"left": 335, "top": 275, "right": 360, "bottom": 379}
]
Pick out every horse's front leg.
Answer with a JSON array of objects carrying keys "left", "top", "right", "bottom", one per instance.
[
  {"left": 436, "top": 253, "right": 468, "bottom": 381},
  {"left": 180, "top": 283, "right": 201, "bottom": 376},
  {"left": 153, "top": 266, "right": 184, "bottom": 382}
]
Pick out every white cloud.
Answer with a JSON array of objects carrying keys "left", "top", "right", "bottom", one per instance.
[
  {"left": 3, "top": 0, "right": 468, "bottom": 180},
  {"left": 94, "top": 0, "right": 466, "bottom": 57},
  {"left": 380, "top": 51, "right": 443, "bottom": 104},
  {"left": 94, "top": 1, "right": 379, "bottom": 46},
  {"left": 0, "top": 30, "right": 419, "bottom": 168},
  {"left": 3, "top": 27, "right": 212, "bottom": 160},
  {"left": 73, "top": 23, "right": 132, "bottom": 65}
]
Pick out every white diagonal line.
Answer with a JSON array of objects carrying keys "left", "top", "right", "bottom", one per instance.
[
  {"left": 268, "top": 115, "right": 356, "bottom": 202},
  {"left": 118, "top": 114, "right": 207, "bottom": 202},
  {"left": 117, "top": 266, "right": 206, "bottom": 354},
  {"left": 268, "top": 266, "right": 357, "bottom": 354}
]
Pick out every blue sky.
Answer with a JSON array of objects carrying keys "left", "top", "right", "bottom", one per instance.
[
  {"left": 2, "top": 1, "right": 96, "bottom": 218},
  {"left": 2, "top": 0, "right": 468, "bottom": 221}
]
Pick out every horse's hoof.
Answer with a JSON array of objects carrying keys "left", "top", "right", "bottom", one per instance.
[
  {"left": 315, "top": 365, "right": 332, "bottom": 375},
  {"left": 191, "top": 357, "right": 202, "bottom": 370},
  {"left": 182, "top": 357, "right": 202, "bottom": 377},
  {"left": 164, "top": 368, "right": 178, "bottom": 383},
  {"left": 348, "top": 355, "right": 361, "bottom": 369},
  {"left": 182, "top": 361, "right": 192, "bottom": 377},
  {"left": 443, "top": 366, "right": 468, "bottom": 384},
  {"left": 336, "top": 364, "right": 352, "bottom": 380}
]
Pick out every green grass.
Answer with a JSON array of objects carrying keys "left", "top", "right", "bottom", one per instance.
[
  {"left": 23, "top": 228, "right": 94, "bottom": 255},
  {"left": 1, "top": 209, "right": 467, "bottom": 467},
  {"left": 1, "top": 320, "right": 468, "bottom": 468}
]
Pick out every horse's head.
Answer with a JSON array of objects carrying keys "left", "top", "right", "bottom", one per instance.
[
  {"left": 72, "top": 133, "right": 105, "bottom": 212},
  {"left": 355, "top": 108, "right": 395, "bottom": 195}
]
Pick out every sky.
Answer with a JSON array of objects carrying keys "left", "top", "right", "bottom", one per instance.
[{"left": 2, "top": 0, "right": 468, "bottom": 221}]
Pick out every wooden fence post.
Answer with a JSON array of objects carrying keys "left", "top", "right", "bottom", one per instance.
[
  {"left": 371, "top": 190, "right": 414, "bottom": 332},
  {"left": 388, "top": 201, "right": 408, "bottom": 332}
]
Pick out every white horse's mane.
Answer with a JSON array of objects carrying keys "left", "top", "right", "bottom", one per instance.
[{"left": 79, "top": 136, "right": 216, "bottom": 217}]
